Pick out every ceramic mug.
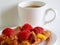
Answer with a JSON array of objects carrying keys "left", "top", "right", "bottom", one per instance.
[{"left": 18, "top": 1, "right": 56, "bottom": 27}]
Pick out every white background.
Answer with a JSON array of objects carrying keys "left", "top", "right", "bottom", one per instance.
[{"left": 0, "top": 0, "right": 60, "bottom": 45}]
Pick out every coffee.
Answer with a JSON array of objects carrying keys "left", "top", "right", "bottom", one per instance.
[
  {"left": 25, "top": 5, "right": 41, "bottom": 8},
  {"left": 18, "top": 1, "right": 56, "bottom": 26}
]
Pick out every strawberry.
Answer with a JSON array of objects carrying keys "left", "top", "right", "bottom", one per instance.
[
  {"left": 2, "top": 28, "right": 14, "bottom": 37},
  {"left": 17, "top": 30, "right": 31, "bottom": 42},
  {"left": 21, "top": 24, "right": 33, "bottom": 31},
  {"left": 31, "top": 27, "right": 44, "bottom": 34}
]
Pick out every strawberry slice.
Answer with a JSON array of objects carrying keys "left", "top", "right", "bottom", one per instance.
[
  {"left": 2, "top": 28, "right": 14, "bottom": 37},
  {"left": 21, "top": 24, "right": 33, "bottom": 31},
  {"left": 17, "top": 30, "right": 31, "bottom": 42},
  {"left": 31, "top": 27, "right": 44, "bottom": 34}
]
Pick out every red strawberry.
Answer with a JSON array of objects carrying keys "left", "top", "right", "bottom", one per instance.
[
  {"left": 2, "top": 28, "right": 14, "bottom": 37},
  {"left": 17, "top": 30, "right": 31, "bottom": 42},
  {"left": 21, "top": 24, "right": 33, "bottom": 31},
  {"left": 32, "top": 27, "right": 44, "bottom": 34}
]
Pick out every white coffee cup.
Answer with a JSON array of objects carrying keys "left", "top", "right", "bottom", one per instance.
[{"left": 18, "top": 1, "right": 56, "bottom": 27}]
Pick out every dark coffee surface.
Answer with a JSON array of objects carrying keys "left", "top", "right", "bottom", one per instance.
[{"left": 25, "top": 5, "right": 41, "bottom": 8}]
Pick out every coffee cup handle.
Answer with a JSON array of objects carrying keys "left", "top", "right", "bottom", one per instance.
[{"left": 43, "top": 8, "right": 56, "bottom": 25}]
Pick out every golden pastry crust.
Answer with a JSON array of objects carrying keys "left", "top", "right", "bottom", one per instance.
[
  {"left": 14, "top": 26, "right": 21, "bottom": 35},
  {"left": 0, "top": 26, "right": 51, "bottom": 45}
]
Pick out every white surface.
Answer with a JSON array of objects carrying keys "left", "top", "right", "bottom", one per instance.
[{"left": 0, "top": 0, "right": 60, "bottom": 45}]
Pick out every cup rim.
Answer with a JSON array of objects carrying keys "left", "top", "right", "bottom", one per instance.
[{"left": 18, "top": 1, "right": 46, "bottom": 9}]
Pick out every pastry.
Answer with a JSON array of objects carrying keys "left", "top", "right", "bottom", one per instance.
[{"left": 0, "top": 24, "right": 51, "bottom": 45}]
